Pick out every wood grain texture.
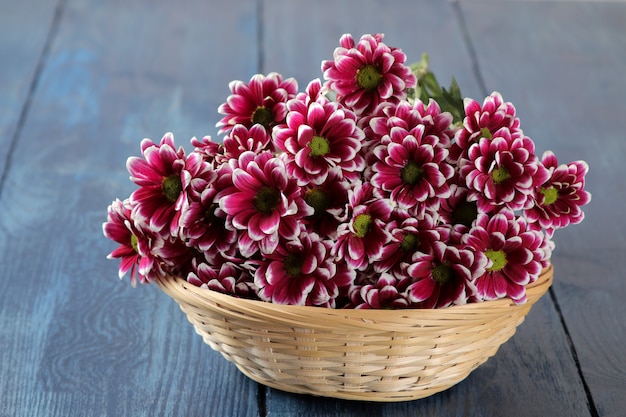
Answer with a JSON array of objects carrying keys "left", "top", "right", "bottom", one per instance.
[
  {"left": 0, "top": 0, "right": 261, "bottom": 416},
  {"left": 261, "top": 0, "right": 485, "bottom": 101},
  {"left": 0, "top": 0, "right": 59, "bottom": 174},
  {"left": 460, "top": 2, "right": 626, "bottom": 416}
]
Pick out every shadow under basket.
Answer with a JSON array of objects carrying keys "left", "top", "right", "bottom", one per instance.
[{"left": 155, "top": 264, "right": 553, "bottom": 402}]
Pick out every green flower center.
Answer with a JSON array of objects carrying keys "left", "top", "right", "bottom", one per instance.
[
  {"left": 251, "top": 106, "right": 273, "bottom": 128},
  {"left": 304, "top": 188, "right": 330, "bottom": 216},
  {"left": 486, "top": 249, "right": 507, "bottom": 272},
  {"left": 432, "top": 263, "right": 453, "bottom": 285},
  {"left": 353, "top": 214, "right": 372, "bottom": 238},
  {"left": 400, "top": 233, "right": 419, "bottom": 252},
  {"left": 309, "top": 135, "right": 330, "bottom": 157},
  {"left": 283, "top": 253, "right": 304, "bottom": 277},
  {"left": 130, "top": 234, "right": 139, "bottom": 253},
  {"left": 254, "top": 186, "right": 281, "bottom": 214},
  {"left": 480, "top": 127, "right": 493, "bottom": 139},
  {"left": 162, "top": 175, "right": 183, "bottom": 203},
  {"left": 541, "top": 186, "right": 559, "bottom": 205},
  {"left": 401, "top": 161, "right": 424, "bottom": 185},
  {"left": 452, "top": 201, "right": 478, "bottom": 228},
  {"left": 491, "top": 166, "right": 511, "bottom": 184},
  {"left": 356, "top": 64, "right": 383, "bottom": 91}
]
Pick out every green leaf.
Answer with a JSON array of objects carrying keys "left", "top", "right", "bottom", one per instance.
[{"left": 408, "top": 55, "right": 466, "bottom": 124}]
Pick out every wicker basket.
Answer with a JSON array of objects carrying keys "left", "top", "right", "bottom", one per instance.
[{"left": 155, "top": 264, "right": 553, "bottom": 402}]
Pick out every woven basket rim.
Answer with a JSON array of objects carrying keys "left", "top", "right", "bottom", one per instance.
[
  {"left": 154, "top": 264, "right": 554, "bottom": 400},
  {"left": 156, "top": 264, "right": 553, "bottom": 330}
]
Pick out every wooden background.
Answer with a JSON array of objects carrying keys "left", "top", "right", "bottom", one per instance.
[{"left": 1, "top": 0, "right": 624, "bottom": 416}]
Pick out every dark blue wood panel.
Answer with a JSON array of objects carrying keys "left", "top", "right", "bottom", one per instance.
[
  {"left": 0, "top": 0, "right": 261, "bottom": 416},
  {"left": 461, "top": 2, "right": 626, "bottom": 416},
  {"left": 0, "top": 0, "right": 59, "bottom": 174},
  {"left": 261, "top": 0, "right": 485, "bottom": 101}
]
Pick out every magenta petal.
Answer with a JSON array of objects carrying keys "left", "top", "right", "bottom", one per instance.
[
  {"left": 258, "top": 212, "right": 280, "bottom": 234},
  {"left": 408, "top": 279, "right": 435, "bottom": 302}
]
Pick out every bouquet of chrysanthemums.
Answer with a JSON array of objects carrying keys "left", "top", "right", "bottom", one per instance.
[{"left": 103, "top": 33, "right": 590, "bottom": 309}]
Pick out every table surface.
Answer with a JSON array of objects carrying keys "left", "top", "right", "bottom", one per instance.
[{"left": 1, "top": 0, "right": 625, "bottom": 416}]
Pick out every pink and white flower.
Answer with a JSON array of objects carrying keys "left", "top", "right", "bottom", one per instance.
[
  {"left": 438, "top": 184, "right": 479, "bottom": 241},
  {"left": 333, "top": 183, "right": 393, "bottom": 270},
  {"left": 126, "top": 133, "right": 187, "bottom": 236},
  {"left": 525, "top": 151, "right": 591, "bottom": 230},
  {"left": 456, "top": 92, "right": 520, "bottom": 150},
  {"left": 178, "top": 170, "right": 239, "bottom": 262},
  {"left": 254, "top": 229, "right": 353, "bottom": 307},
  {"left": 273, "top": 94, "right": 365, "bottom": 186},
  {"left": 406, "top": 241, "right": 486, "bottom": 308},
  {"left": 218, "top": 151, "right": 312, "bottom": 257},
  {"left": 374, "top": 212, "right": 445, "bottom": 277},
  {"left": 219, "top": 123, "right": 274, "bottom": 163},
  {"left": 464, "top": 211, "right": 547, "bottom": 304},
  {"left": 103, "top": 198, "right": 158, "bottom": 285},
  {"left": 127, "top": 133, "right": 213, "bottom": 238},
  {"left": 322, "top": 33, "right": 416, "bottom": 116},
  {"left": 460, "top": 128, "right": 549, "bottom": 213},
  {"left": 371, "top": 125, "right": 453, "bottom": 214},
  {"left": 187, "top": 259, "right": 256, "bottom": 299},
  {"left": 347, "top": 273, "right": 410, "bottom": 309},
  {"left": 364, "top": 99, "right": 454, "bottom": 160},
  {"left": 190, "top": 135, "right": 223, "bottom": 165},
  {"left": 301, "top": 167, "right": 350, "bottom": 240},
  {"left": 104, "top": 33, "right": 590, "bottom": 309},
  {"left": 217, "top": 72, "right": 298, "bottom": 134}
]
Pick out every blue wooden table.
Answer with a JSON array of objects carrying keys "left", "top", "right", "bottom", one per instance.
[{"left": 1, "top": 1, "right": 624, "bottom": 416}]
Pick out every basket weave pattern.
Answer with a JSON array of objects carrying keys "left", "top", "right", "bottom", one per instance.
[{"left": 156, "top": 265, "right": 553, "bottom": 402}]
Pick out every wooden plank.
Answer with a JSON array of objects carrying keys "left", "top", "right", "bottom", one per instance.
[
  {"left": 0, "top": 0, "right": 261, "bottom": 416},
  {"left": 261, "top": 0, "right": 484, "bottom": 100},
  {"left": 0, "top": 0, "right": 59, "bottom": 174},
  {"left": 460, "top": 1, "right": 626, "bottom": 416},
  {"left": 260, "top": 0, "right": 592, "bottom": 414}
]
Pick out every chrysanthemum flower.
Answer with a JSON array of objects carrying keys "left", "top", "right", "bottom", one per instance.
[
  {"left": 217, "top": 72, "right": 298, "bottom": 134},
  {"left": 190, "top": 135, "right": 223, "bottom": 165},
  {"left": 464, "top": 211, "right": 547, "bottom": 304},
  {"left": 525, "top": 151, "right": 591, "bottom": 230},
  {"left": 364, "top": 99, "right": 454, "bottom": 156},
  {"left": 187, "top": 259, "right": 256, "bottom": 299},
  {"left": 273, "top": 94, "right": 365, "bottom": 186},
  {"left": 103, "top": 198, "right": 160, "bottom": 285},
  {"left": 178, "top": 171, "right": 239, "bottom": 262},
  {"left": 371, "top": 125, "right": 453, "bottom": 214},
  {"left": 127, "top": 133, "right": 212, "bottom": 237},
  {"left": 254, "top": 230, "right": 353, "bottom": 307},
  {"left": 301, "top": 167, "right": 350, "bottom": 239},
  {"left": 532, "top": 223, "right": 555, "bottom": 268},
  {"left": 374, "top": 212, "right": 445, "bottom": 277},
  {"left": 347, "top": 273, "right": 410, "bottom": 309},
  {"left": 322, "top": 33, "right": 416, "bottom": 116},
  {"left": 438, "top": 184, "right": 479, "bottom": 241},
  {"left": 218, "top": 123, "right": 274, "bottom": 163},
  {"left": 333, "top": 183, "right": 393, "bottom": 270},
  {"left": 456, "top": 91, "right": 521, "bottom": 150},
  {"left": 406, "top": 241, "right": 485, "bottom": 308},
  {"left": 460, "top": 128, "right": 549, "bottom": 213},
  {"left": 218, "top": 150, "right": 312, "bottom": 257},
  {"left": 295, "top": 78, "right": 331, "bottom": 107}
]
